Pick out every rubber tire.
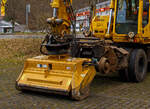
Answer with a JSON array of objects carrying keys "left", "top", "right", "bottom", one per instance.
[{"left": 128, "top": 49, "right": 147, "bottom": 82}]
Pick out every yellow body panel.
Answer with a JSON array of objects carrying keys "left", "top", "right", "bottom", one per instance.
[
  {"left": 16, "top": 55, "right": 96, "bottom": 99},
  {"left": 112, "top": 0, "right": 150, "bottom": 44},
  {"left": 91, "top": 16, "right": 110, "bottom": 38}
]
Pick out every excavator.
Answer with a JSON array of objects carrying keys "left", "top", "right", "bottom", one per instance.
[{"left": 16, "top": 0, "right": 150, "bottom": 100}]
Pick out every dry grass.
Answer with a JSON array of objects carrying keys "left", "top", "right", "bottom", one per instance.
[
  {"left": 0, "top": 32, "right": 46, "bottom": 35},
  {"left": 0, "top": 38, "right": 43, "bottom": 63}
]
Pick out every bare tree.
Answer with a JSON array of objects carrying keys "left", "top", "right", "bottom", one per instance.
[{"left": 5, "top": 0, "right": 108, "bottom": 30}]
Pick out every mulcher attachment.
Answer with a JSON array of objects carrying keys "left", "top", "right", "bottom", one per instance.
[{"left": 16, "top": 55, "right": 96, "bottom": 100}]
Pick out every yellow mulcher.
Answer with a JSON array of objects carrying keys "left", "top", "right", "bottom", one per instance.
[{"left": 16, "top": 0, "right": 96, "bottom": 100}]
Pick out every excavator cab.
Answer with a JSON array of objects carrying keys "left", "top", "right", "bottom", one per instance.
[
  {"left": 89, "top": 0, "right": 150, "bottom": 42},
  {"left": 113, "top": 0, "right": 150, "bottom": 43},
  {"left": 115, "top": 0, "right": 139, "bottom": 34}
]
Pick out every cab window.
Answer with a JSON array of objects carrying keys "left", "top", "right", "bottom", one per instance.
[
  {"left": 116, "top": 0, "right": 139, "bottom": 34},
  {"left": 143, "top": 0, "right": 149, "bottom": 27}
]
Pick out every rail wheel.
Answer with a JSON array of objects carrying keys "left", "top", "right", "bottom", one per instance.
[{"left": 128, "top": 49, "right": 147, "bottom": 82}]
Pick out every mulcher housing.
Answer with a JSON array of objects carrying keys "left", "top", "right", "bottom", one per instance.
[{"left": 16, "top": 55, "right": 96, "bottom": 100}]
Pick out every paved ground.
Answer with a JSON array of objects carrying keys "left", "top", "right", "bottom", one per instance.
[{"left": 1, "top": 61, "right": 150, "bottom": 109}]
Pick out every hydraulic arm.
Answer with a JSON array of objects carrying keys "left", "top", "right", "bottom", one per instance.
[{"left": 40, "top": 0, "right": 76, "bottom": 55}]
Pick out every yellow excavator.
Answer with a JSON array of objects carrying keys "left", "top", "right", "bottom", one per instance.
[
  {"left": 16, "top": 0, "right": 150, "bottom": 100},
  {"left": 0, "top": 0, "right": 7, "bottom": 16}
]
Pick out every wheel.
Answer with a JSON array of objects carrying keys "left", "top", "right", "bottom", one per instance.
[
  {"left": 97, "top": 57, "right": 110, "bottom": 74},
  {"left": 128, "top": 49, "right": 147, "bottom": 82}
]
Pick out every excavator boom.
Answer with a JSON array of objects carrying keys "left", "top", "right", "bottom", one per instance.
[{"left": 0, "top": 0, "right": 7, "bottom": 16}]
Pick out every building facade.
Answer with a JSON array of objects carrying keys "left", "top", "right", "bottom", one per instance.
[{"left": 0, "top": 20, "right": 13, "bottom": 33}]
